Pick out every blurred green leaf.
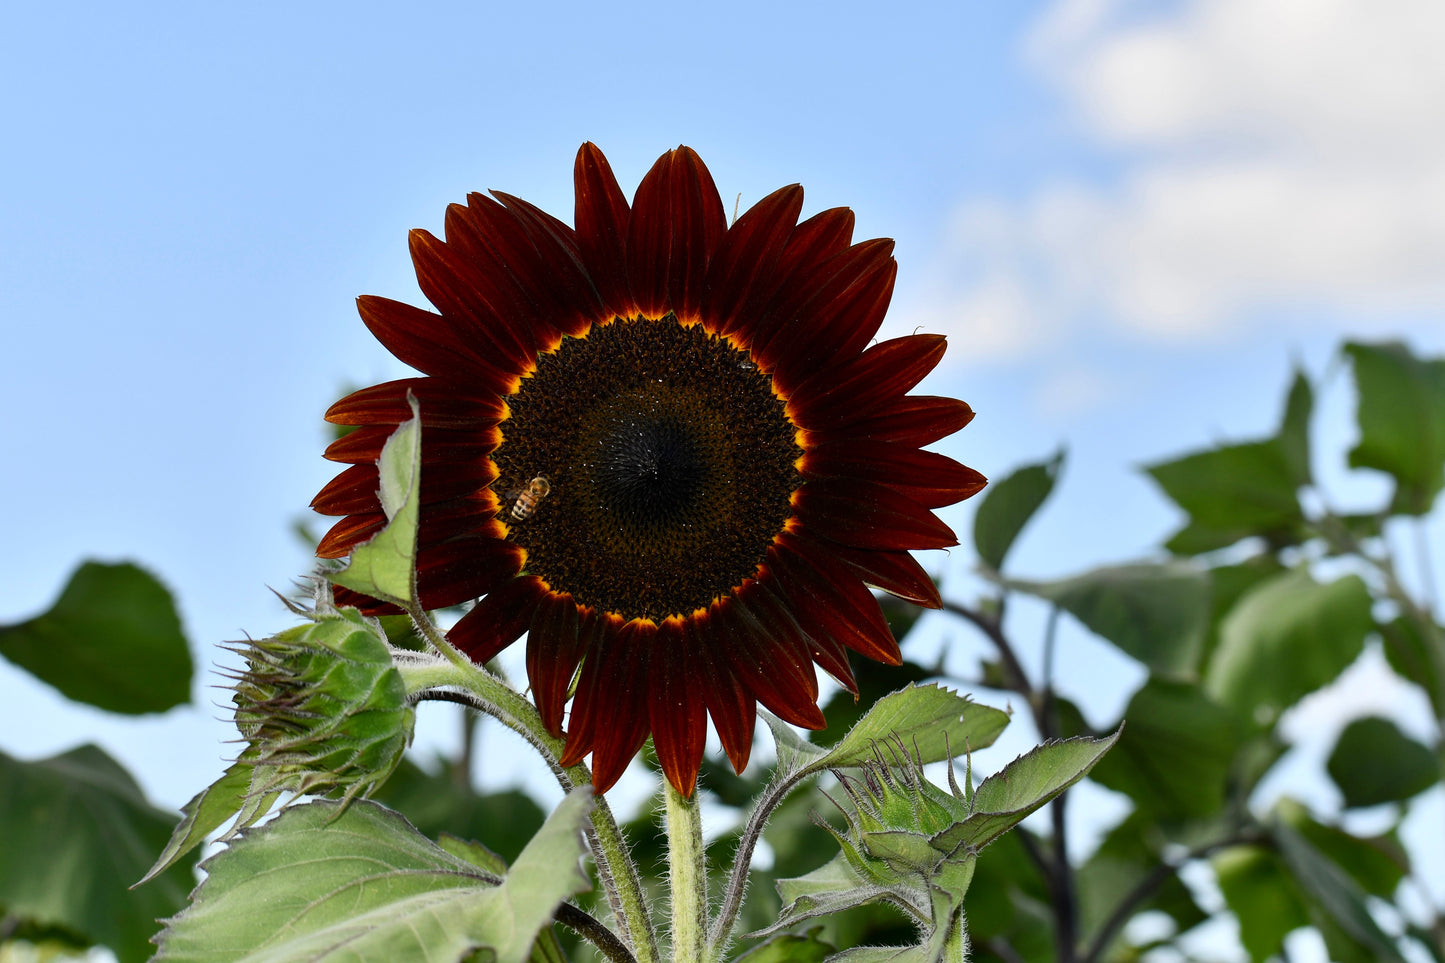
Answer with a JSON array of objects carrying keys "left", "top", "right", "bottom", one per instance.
[
  {"left": 1345, "top": 341, "right": 1445, "bottom": 515},
  {"left": 1198, "top": 555, "right": 1285, "bottom": 671},
  {"left": 1147, "top": 441, "right": 1306, "bottom": 555},
  {"left": 1379, "top": 613, "right": 1445, "bottom": 718},
  {"left": 1272, "top": 818, "right": 1406, "bottom": 963},
  {"left": 1213, "top": 845, "right": 1310, "bottom": 963},
  {"left": 1010, "top": 562, "right": 1211, "bottom": 678},
  {"left": 0, "top": 745, "right": 198, "bottom": 963},
  {"left": 734, "top": 927, "right": 836, "bottom": 963},
  {"left": 370, "top": 755, "right": 546, "bottom": 865},
  {"left": 1276, "top": 799, "right": 1408, "bottom": 899},
  {"left": 1206, "top": 570, "right": 1373, "bottom": 725},
  {"left": 155, "top": 790, "right": 593, "bottom": 963},
  {"left": 1278, "top": 368, "right": 1314, "bottom": 486},
  {"left": 1076, "top": 811, "right": 1207, "bottom": 946},
  {"left": 331, "top": 396, "right": 421, "bottom": 606},
  {"left": 1326, "top": 716, "right": 1438, "bottom": 808},
  {"left": 973, "top": 450, "right": 1064, "bottom": 571},
  {"left": 1089, "top": 678, "right": 1241, "bottom": 819},
  {"left": 0, "top": 561, "right": 191, "bottom": 714}
]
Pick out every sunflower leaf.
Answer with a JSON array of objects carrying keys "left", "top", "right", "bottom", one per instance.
[
  {"left": 0, "top": 561, "right": 192, "bottom": 715},
  {"left": 139, "top": 759, "right": 255, "bottom": 886},
  {"left": 330, "top": 394, "right": 422, "bottom": 606},
  {"left": 973, "top": 448, "right": 1064, "bottom": 572},
  {"left": 1345, "top": 340, "right": 1445, "bottom": 515},
  {"left": 808, "top": 683, "right": 1010, "bottom": 775},
  {"left": 1326, "top": 716, "right": 1439, "bottom": 808},
  {"left": 0, "top": 745, "right": 199, "bottom": 963},
  {"left": 154, "top": 789, "right": 594, "bottom": 963}
]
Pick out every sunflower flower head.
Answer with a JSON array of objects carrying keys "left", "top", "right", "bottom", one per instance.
[{"left": 312, "top": 144, "right": 985, "bottom": 796}]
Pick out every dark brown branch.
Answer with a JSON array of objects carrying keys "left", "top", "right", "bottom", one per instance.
[{"left": 555, "top": 903, "right": 636, "bottom": 963}]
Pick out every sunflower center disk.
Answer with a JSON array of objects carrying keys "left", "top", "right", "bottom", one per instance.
[{"left": 494, "top": 317, "right": 802, "bottom": 623}]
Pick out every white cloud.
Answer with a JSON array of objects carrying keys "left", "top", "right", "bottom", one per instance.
[{"left": 932, "top": 0, "right": 1445, "bottom": 352}]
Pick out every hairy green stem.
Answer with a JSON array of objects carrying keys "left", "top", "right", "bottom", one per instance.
[
  {"left": 398, "top": 607, "right": 662, "bottom": 963},
  {"left": 664, "top": 781, "right": 709, "bottom": 963}
]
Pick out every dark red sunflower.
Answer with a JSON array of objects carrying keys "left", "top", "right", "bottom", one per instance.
[{"left": 312, "top": 144, "right": 985, "bottom": 796}]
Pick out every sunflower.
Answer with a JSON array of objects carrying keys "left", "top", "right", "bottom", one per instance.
[{"left": 312, "top": 144, "right": 985, "bottom": 796}]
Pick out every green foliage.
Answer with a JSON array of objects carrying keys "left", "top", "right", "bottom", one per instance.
[
  {"left": 1010, "top": 562, "right": 1211, "bottom": 678},
  {"left": 330, "top": 393, "right": 422, "bottom": 605},
  {"left": 1088, "top": 678, "right": 1241, "bottom": 819},
  {"left": 1345, "top": 340, "right": 1445, "bottom": 515},
  {"left": 154, "top": 791, "right": 594, "bottom": 963},
  {"left": 973, "top": 449, "right": 1063, "bottom": 571},
  {"left": 0, "top": 561, "right": 191, "bottom": 714},
  {"left": 1206, "top": 570, "right": 1374, "bottom": 724},
  {"left": 1327, "top": 716, "right": 1439, "bottom": 808},
  {"left": 0, "top": 745, "right": 198, "bottom": 963}
]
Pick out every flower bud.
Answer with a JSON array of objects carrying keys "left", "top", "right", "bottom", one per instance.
[{"left": 229, "top": 604, "right": 414, "bottom": 805}]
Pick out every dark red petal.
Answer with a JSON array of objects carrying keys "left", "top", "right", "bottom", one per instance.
[
  {"left": 693, "top": 614, "right": 756, "bottom": 774},
  {"left": 788, "top": 334, "right": 948, "bottom": 429},
  {"left": 757, "top": 240, "right": 897, "bottom": 392},
  {"left": 324, "top": 425, "right": 499, "bottom": 465},
  {"left": 704, "top": 184, "right": 803, "bottom": 336},
  {"left": 795, "top": 478, "right": 958, "bottom": 551},
  {"left": 316, "top": 512, "right": 385, "bottom": 558},
  {"left": 491, "top": 190, "right": 604, "bottom": 335},
  {"left": 760, "top": 572, "right": 858, "bottom": 693},
  {"left": 721, "top": 588, "right": 825, "bottom": 729},
  {"left": 357, "top": 295, "right": 519, "bottom": 392},
  {"left": 527, "top": 593, "right": 589, "bottom": 737},
  {"left": 770, "top": 536, "right": 901, "bottom": 666},
  {"left": 627, "top": 147, "right": 727, "bottom": 320},
  {"left": 827, "top": 543, "right": 943, "bottom": 608},
  {"left": 574, "top": 143, "right": 633, "bottom": 318},
  {"left": 567, "top": 620, "right": 653, "bottom": 791},
  {"left": 331, "top": 584, "right": 399, "bottom": 616},
  {"left": 803, "top": 395, "right": 975, "bottom": 449},
  {"left": 447, "top": 575, "right": 546, "bottom": 665},
  {"left": 779, "top": 208, "right": 855, "bottom": 275},
  {"left": 802, "top": 440, "right": 987, "bottom": 508},
  {"left": 415, "top": 538, "right": 524, "bottom": 610},
  {"left": 410, "top": 227, "right": 537, "bottom": 370},
  {"left": 311, "top": 464, "right": 380, "bottom": 516},
  {"left": 324, "top": 378, "right": 505, "bottom": 429},
  {"left": 648, "top": 619, "right": 706, "bottom": 797}
]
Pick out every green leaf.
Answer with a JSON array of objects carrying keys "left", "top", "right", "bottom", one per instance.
[
  {"left": 330, "top": 395, "right": 422, "bottom": 606},
  {"left": 1345, "top": 341, "right": 1445, "bottom": 515},
  {"left": 1205, "top": 570, "right": 1373, "bottom": 724},
  {"left": 1076, "top": 811, "right": 1207, "bottom": 946},
  {"left": 1272, "top": 818, "right": 1406, "bottom": 963},
  {"left": 1010, "top": 562, "right": 1211, "bottom": 678},
  {"left": 155, "top": 789, "right": 594, "bottom": 963},
  {"left": 0, "top": 561, "right": 191, "bottom": 714},
  {"left": 140, "top": 759, "right": 255, "bottom": 885},
  {"left": 813, "top": 684, "right": 1010, "bottom": 771},
  {"left": 973, "top": 449, "right": 1064, "bottom": 571},
  {"left": 817, "top": 659, "right": 933, "bottom": 749},
  {"left": 935, "top": 732, "right": 1119, "bottom": 852},
  {"left": 734, "top": 926, "right": 836, "bottom": 963},
  {"left": 1326, "top": 716, "right": 1439, "bottom": 808},
  {"left": 1379, "top": 613, "right": 1445, "bottom": 718},
  {"left": 1278, "top": 368, "right": 1314, "bottom": 487},
  {"left": 370, "top": 755, "right": 547, "bottom": 865},
  {"left": 1146, "top": 440, "right": 1305, "bottom": 555},
  {"left": 0, "top": 745, "right": 198, "bottom": 963},
  {"left": 1276, "top": 799, "right": 1408, "bottom": 899},
  {"left": 1088, "top": 678, "right": 1241, "bottom": 819},
  {"left": 1212, "top": 845, "right": 1310, "bottom": 963}
]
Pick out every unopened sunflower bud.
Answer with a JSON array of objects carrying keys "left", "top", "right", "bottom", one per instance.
[
  {"left": 229, "top": 605, "right": 413, "bottom": 806},
  {"left": 826, "top": 737, "right": 975, "bottom": 880}
]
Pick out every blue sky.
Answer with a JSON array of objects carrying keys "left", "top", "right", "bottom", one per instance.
[{"left": 3, "top": 1, "right": 1443, "bottom": 957}]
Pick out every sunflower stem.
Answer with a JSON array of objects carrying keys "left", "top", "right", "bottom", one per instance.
[
  {"left": 664, "top": 781, "right": 709, "bottom": 963},
  {"left": 398, "top": 606, "right": 663, "bottom": 963}
]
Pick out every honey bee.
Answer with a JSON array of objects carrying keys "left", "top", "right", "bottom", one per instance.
[{"left": 510, "top": 476, "right": 551, "bottom": 521}]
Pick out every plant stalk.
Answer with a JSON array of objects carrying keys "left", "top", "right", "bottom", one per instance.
[{"left": 664, "top": 781, "right": 709, "bottom": 963}]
